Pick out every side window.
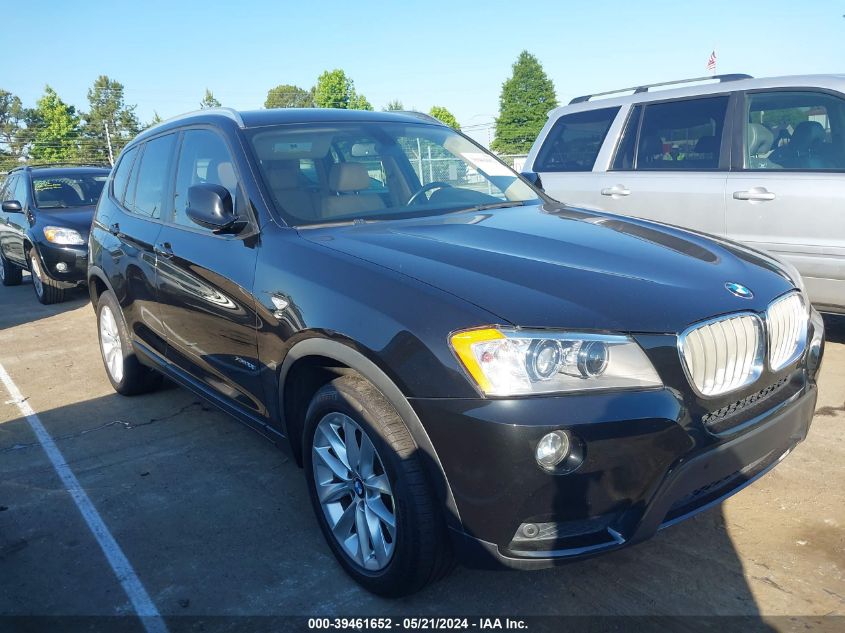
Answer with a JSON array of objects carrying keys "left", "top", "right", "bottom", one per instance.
[
  {"left": 13, "top": 174, "right": 29, "bottom": 205},
  {"left": 534, "top": 107, "right": 620, "bottom": 172},
  {"left": 635, "top": 96, "right": 728, "bottom": 170},
  {"left": 1, "top": 175, "right": 18, "bottom": 202},
  {"left": 745, "top": 91, "right": 845, "bottom": 171},
  {"left": 612, "top": 105, "right": 643, "bottom": 170},
  {"left": 132, "top": 134, "right": 176, "bottom": 219},
  {"left": 112, "top": 145, "right": 139, "bottom": 203},
  {"left": 172, "top": 129, "right": 240, "bottom": 228}
]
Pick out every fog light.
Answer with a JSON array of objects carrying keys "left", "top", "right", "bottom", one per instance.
[
  {"left": 55, "top": 262, "right": 68, "bottom": 273},
  {"left": 535, "top": 431, "right": 570, "bottom": 469}
]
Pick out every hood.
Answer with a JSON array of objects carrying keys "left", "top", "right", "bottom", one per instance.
[
  {"left": 34, "top": 206, "right": 95, "bottom": 236},
  {"left": 300, "top": 203, "right": 796, "bottom": 333}
]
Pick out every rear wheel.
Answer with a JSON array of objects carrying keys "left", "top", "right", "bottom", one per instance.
[
  {"left": 303, "top": 374, "right": 453, "bottom": 596},
  {"left": 29, "top": 249, "right": 65, "bottom": 304},
  {"left": 96, "top": 290, "right": 161, "bottom": 395},
  {"left": 0, "top": 251, "right": 22, "bottom": 286}
]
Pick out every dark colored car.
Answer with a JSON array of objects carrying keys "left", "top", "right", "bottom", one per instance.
[
  {"left": 0, "top": 165, "right": 110, "bottom": 303},
  {"left": 87, "top": 108, "right": 825, "bottom": 596}
]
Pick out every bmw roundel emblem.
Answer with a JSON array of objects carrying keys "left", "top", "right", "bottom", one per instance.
[{"left": 725, "top": 282, "right": 753, "bottom": 299}]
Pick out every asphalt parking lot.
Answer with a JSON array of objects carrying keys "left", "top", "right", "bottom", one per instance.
[{"left": 0, "top": 274, "right": 843, "bottom": 629}]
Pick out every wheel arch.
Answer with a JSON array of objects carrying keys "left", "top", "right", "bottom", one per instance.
[
  {"left": 87, "top": 265, "right": 113, "bottom": 309},
  {"left": 278, "top": 337, "right": 462, "bottom": 529}
]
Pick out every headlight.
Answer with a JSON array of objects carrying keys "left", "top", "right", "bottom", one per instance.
[
  {"left": 43, "top": 226, "right": 85, "bottom": 245},
  {"left": 450, "top": 327, "right": 662, "bottom": 396}
]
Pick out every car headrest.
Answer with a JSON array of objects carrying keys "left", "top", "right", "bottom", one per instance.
[
  {"left": 791, "top": 121, "right": 825, "bottom": 149},
  {"left": 746, "top": 123, "right": 774, "bottom": 156},
  {"left": 329, "top": 163, "right": 369, "bottom": 192},
  {"left": 216, "top": 162, "right": 237, "bottom": 191},
  {"left": 639, "top": 135, "right": 664, "bottom": 159}
]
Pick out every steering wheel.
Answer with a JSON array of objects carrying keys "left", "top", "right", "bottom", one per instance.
[{"left": 407, "top": 181, "right": 453, "bottom": 206}]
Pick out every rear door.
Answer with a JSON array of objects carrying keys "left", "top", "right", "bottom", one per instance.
[
  {"left": 155, "top": 127, "right": 264, "bottom": 415},
  {"left": 99, "top": 136, "right": 173, "bottom": 356},
  {"left": 588, "top": 96, "right": 731, "bottom": 237},
  {"left": 726, "top": 89, "right": 845, "bottom": 312}
]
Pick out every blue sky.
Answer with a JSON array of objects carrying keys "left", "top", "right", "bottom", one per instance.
[{"left": 3, "top": 0, "right": 844, "bottom": 146}]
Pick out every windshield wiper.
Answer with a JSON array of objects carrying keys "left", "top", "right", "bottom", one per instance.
[{"left": 454, "top": 200, "right": 529, "bottom": 213}]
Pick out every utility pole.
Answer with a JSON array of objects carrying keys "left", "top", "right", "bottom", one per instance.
[{"left": 103, "top": 122, "right": 114, "bottom": 166}]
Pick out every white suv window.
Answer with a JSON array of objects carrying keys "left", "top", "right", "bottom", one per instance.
[
  {"left": 534, "top": 107, "right": 620, "bottom": 172},
  {"left": 745, "top": 91, "right": 845, "bottom": 171},
  {"left": 632, "top": 96, "right": 728, "bottom": 171}
]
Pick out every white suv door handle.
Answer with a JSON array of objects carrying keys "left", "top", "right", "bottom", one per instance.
[
  {"left": 600, "top": 185, "right": 631, "bottom": 197},
  {"left": 733, "top": 187, "right": 776, "bottom": 202}
]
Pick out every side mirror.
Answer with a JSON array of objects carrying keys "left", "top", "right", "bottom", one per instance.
[
  {"left": 186, "top": 184, "right": 243, "bottom": 234},
  {"left": 520, "top": 171, "right": 543, "bottom": 191},
  {"left": 1, "top": 200, "right": 23, "bottom": 213}
]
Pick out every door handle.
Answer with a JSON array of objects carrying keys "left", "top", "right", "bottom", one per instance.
[
  {"left": 108, "top": 222, "right": 120, "bottom": 236},
  {"left": 733, "top": 187, "right": 776, "bottom": 202},
  {"left": 600, "top": 185, "right": 631, "bottom": 197},
  {"left": 153, "top": 242, "right": 174, "bottom": 258}
]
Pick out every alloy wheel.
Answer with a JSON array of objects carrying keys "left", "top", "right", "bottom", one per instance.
[
  {"left": 312, "top": 412, "right": 397, "bottom": 571},
  {"left": 30, "top": 256, "right": 43, "bottom": 297},
  {"left": 99, "top": 305, "right": 124, "bottom": 383}
]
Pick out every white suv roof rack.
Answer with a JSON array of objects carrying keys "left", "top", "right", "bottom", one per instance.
[{"left": 569, "top": 74, "right": 753, "bottom": 105}]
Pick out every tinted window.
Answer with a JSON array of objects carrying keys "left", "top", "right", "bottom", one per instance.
[
  {"left": 635, "top": 96, "right": 728, "bottom": 170},
  {"left": 612, "top": 106, "right": 642, "bottom": 170},
  {"left": 13, "top": 174, "right": 30, "bottom": 205},
  {"left": 132, "top": 134, "right": 176, "bottom": 219},
  {"left": 1, "top": 175, "right": 18, "bottom": 202},
  {"left": 172, "top": 129, "right": 240, "bottom": 228},
  {"left": 534, "top": 107, "right": 620, "bottom": 172},
  {"left": 745, "top": 91, "right": 845, "bottom": 170},
  {"left": 112, "top": 146, "right": 139, "bottom": 203}
]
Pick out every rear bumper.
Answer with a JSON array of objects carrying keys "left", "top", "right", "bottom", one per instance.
[{"left": 443, "top": 384, "right": 816, "bottom": 570}]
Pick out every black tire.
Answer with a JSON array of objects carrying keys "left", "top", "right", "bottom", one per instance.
[
  {"left": 303, "top": 374, "right": 453, "bottom": 597},
  {"left": 28, "top": 249, "right": 66, "bottom": 304},
  {"left": 96, "top": 290, "right": 162, "bottom": 396},
  {"left": 0, "top": 251, "right": 23, "bottom": 286}
]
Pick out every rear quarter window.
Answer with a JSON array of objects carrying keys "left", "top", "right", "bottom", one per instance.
[{"left": 534, "top": 107, "right": 620, "bottom": 172}]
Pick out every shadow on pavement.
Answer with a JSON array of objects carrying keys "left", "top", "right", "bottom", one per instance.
[
  {"left": 0, "top": 274, "right": 89, "bottom": 331},
  {"left": 822, "top": 313, "right": 845, "bottom": 344},
  {"left": 0, "top": 384, "right": 771, "bottom": 621}
]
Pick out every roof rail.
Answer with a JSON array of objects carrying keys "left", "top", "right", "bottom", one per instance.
[
  {"left": 569, "top": 74, "right": 754, "bottom": 105},
  {"left": 396, "top": 111, "right": 446, "bottom": 125},
  {"left": 19, "top": 162, "right": 111, "bottom": 170},
  {"left": 145, "top": 107, "right": 245, "bottom": 134}
]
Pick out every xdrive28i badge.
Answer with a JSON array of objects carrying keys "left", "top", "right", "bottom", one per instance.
[{"left": 725, "top": 282, "right": 754, "bottom": 299}]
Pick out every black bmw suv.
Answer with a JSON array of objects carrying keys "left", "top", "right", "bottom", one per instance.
[
  {"left": 88, "top": 108, "right": 825, "bottom": 596},
  {"left": 1, "top": 165, "right": 110, "bottom": 303}
]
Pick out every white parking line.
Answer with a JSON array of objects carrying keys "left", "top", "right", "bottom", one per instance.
[{"left": 0, "top": 361, "right": 168, "bottom": 633}]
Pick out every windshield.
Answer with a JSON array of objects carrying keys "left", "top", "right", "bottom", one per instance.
[
  {"left": 33, "top": 173, "right": 108, "bottom": 209},
  {"left": 246, "top": 121, "right": 540, "bottom": 226}
]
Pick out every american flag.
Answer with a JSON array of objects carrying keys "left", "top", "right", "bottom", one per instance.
[{"left": 707, "top": 50, "right": 717, "bottom": 73}]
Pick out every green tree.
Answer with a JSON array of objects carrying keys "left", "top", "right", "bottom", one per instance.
[
  {"left": 80, "top": 75, "right": 140, "bottom": 164},
  {"left": 429, "top": 106, "right": 459, "bottom": 129},
  {"left": 313, "top": 69, "right": 372, "bottom": 110},
  {"left": 383, "top": 99, "right": 404, "bottom": 111},
  {"left": 200, "top": 89, "right": 221, "bottom": 109},
  {"left": 265, "top": 84, "right": 314, "bottom": 108},
  {"left": 491, "top": 51, "right": 558, "bottom": 154},
  {"left": 29, "top": 86, "right": 80, "bottom": 163},
  {"left": 0, "top": 89, "right": 27, "bottom": 169}
]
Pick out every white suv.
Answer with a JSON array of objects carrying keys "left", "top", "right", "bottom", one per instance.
[{"left": 524, "top": 74, "right": 845, "bottom": 314}]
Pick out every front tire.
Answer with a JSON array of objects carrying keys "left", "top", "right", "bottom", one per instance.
[
  {"left": 29, "top": 249, "right": 66, "bottom": 304},
  {"left": 303, "top": 374, "right": 453, "bottom": 597},
  {"left": 0, "top": 251, "right": 23, "bottom": 286},
  {"left": 96, "top": 290, "right": 161, "bottom": 395}
]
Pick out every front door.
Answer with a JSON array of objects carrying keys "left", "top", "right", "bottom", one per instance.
[
  {"left": 726, "top": 89, "right": 845, "bottom": 312},
  {"left": 155, "top": 127, "right": 264, "bottom": 415}
]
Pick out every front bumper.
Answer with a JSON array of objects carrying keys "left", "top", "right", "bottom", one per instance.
[
  {"left": 412, "top": 371, "right": 818, "bottom": 570},
  {"left": 35, "top": 241, "right": 88, "bottom": 286}
]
